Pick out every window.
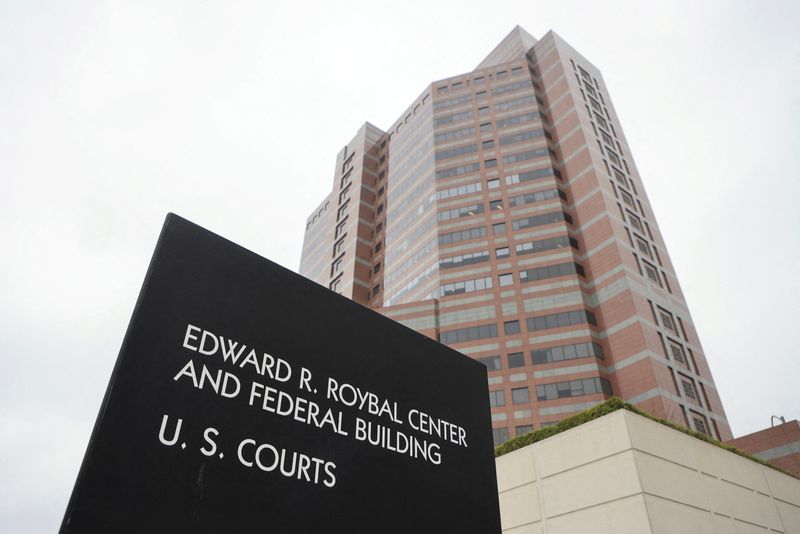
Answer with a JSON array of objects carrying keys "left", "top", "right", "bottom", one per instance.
[
  {"left": 374, "top": 262, "right": 381, "bottom": 274},
  {"left": 489, "top": 390, "right": 505, "bottom": 407},
  {"left": 507, "top": 352, "right": 525, "bottom": 368},
  {"left": 339, "top": 184, "right": 351, "bottom": 204},
  {"left": 693, "top": 416, "right": 709, "bottom": 436},
  {"left": 372, "top": 284, "right": 380, "bottom": 296},
  {"left": 377, "top": 187, "right": 384, "bottom": 197},
  {"left": 329, "top": 277, "right": 342, "bottom": 293},
  {"left": 438, "top": 323, "right": 498, "bottom": 345},
  {"left": 620, "top": 189, "right": 634, "bottom": 207},
  {"left": 485, "top": 158, "right": 497, "bottom": 168},
  {"left": 480, "top": 122, "right": 492, "bottom": 131},
  {"left": 439, "top": 276, "right": 493, "bottom": 297},
  {"left": 476, "top": 90, "right": 488, "bottom": 99},
  {"left": 495, "top": 247, "right": 509, "bottom": 258},
  {"left": 499, "top": 128, "right": 548, "bottom": 146},
  {"left": 515, "top": 235, "right": 576, "bottom": 256},
  {"left": 478, "top": 356, "right": 501, "bottom": 371},
  {"left": 504, "top": 167, "right": 556, "bottom": 185},
  {"left": 487, "top": 178, "right": 500, "bottom": 189},
  {"left": 527, "top": 309, "right": 597, "bottom": 331},
  {"left": 507, "top": 188, "right": 559, "bottom": 208},
  {"left": 338, "top": 201, "right": 350, "bottom": 221},
  {"left": 375, "top": 242, "right": 382, "bottom": 253},
  {"left": 335, "top": 218, "right": 347, "bottom": 238},
  {"left": 333, "top": 237, "right": 346, "bottom": 256},
  {"left": 643, "top": 262, "right": 660, "bottom": 284},
  {"left": 376, "top": 204, "right": 384, "bottom": 214},
  {"left": 502, "top": 148, "right": 550, "bottom": 165},
  {"left": 482, "top": 140, "right": 495, "bottom": 150},
  {"left": 532, "top": 342, "right": 604, "bottom": 364},
  {"left": 670, "top": 343, "right": 686, "bottom": 364},
  {"left": 626, "top": 210, "right": 642, "bottom": 231},
  {"left": 330, "top": 257, "right": 343, "bottom": 276},
  {"left": 512, "top": 387, "right": 529, "bottom": 404},
  {"left": 536, "top": 377, "right": 612, "bottom": 401},
  {"left": 519, "top": 262, "right": 584, "bottom": 283},
  {"left": 492, "top": 222, "right": 507, "bottom": 234},
  {"left": 376, "top": 222, "right": 383, "bottom": 233},
  {"left": 438, "top": 226, "right": 487, "bottom": 245},
  {"left": 493, "top": 427, "right": 509, "bottom": 445},
  {"left": 490, "top": 199, "right": 504, "bottom": 211},
  {"left": 439, "top": 250, "right": 490, "bottom": 269},
  {"left": 437, "top": 203, "right": 485, "bottom": 221},
  {"left": 681, "top": 379, "right": 697, "bottom": 400},
  {"left": 659, "top": 310, "right": 675, "bottom": 330},
  {"left": 499, "top": 273, "right": 514, "bottom": 287},
  {"left": 478, "top": 106, "right": 489, "bottom": 115},
  {"left": 515, "top": 425, "right": 533, "bottom": 436},
  {"left": 512, "top": 211, "right": 568, "bottom": 231},
  {"left": 435, "top": 144, "right": 477, "bottom": 161},
  {"left": 436, "top": 181, "right": 481, "bottom": 200},
  {"left": 636, "top": 238, "right": 651, "bottom": 257},
  {"left": 503, "top": 320, "right": 521, "bottom": 335}
]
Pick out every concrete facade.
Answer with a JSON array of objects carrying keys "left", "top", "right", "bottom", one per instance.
[
  {"left": 300, "top": 26, "right": 733, "bottom": 444},
  {"left": 496, "top": 409, "right": 800, "bottom": 533},
  {"left": 728, "top": 420, "right": 800, "bottom": 479}
]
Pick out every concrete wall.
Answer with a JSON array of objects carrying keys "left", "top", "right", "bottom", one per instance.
[{"left": 496, "top": 409, "right": 800, "bottom": 533}]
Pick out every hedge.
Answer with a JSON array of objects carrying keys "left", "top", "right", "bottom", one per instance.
[{"left": 494, "top": 397, "right": 795, "bottom": 479}]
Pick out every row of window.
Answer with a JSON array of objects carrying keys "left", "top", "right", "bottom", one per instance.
[
  {"left": 502, "top": 147, "right": 551, "bottom": 165},
  {"left": 512, "top": 210, "right": 571, "bottom": 231},
  {"left": 436, "top": 180, "right": 481, "bottom": 199},
  {"left": 436, "top": 65, "right": 526, "bottom": 96},
  {"left": 437, "top": 202, "right": 484, "bottom": 222},
  {"left": 433, "top": 79, "right": 534, "bottom": 113},
  {"left": 499, "top": 128, "right": 551, "bottom": 146},
  {"left": 496, "top": 111, "right": 547, "bottom": 129},
  {"left": 489, "top": 386, "right": 530, "bottom": 407},
  {"left": 536, "top": 377, "right": 612, "bottom": 401},
  {"left": 477, "top": 341, "right": 605, "bottom": 371},
  {"left": 442, "top": 260, "right": 583, "bottom": 296},
  {"left": 527, "top": 309, "right": 597, "bottom": 332},
  {"left": 436, "top": 187, "right": 563, "bottom": 223},
  {"left": 434, "top": 166, "right": 561, "bottom": 205},
  {"left": 439, "top": 250, "right": 489, "bottom": 269},
  {"left": 434, "top": 143, "right": 477, "bottom": 161},
  {"left": 490, "top": 377, "right": 612, "bottom": 408},
  {"left": 439, "top": 276, "right": 493, "bottom": 297},
  {"left": 505, "top": 167, "right": 562, "bottom": 185},
  {"left": 437, "top": 225, "right": 487, "bottom": 245},
  {"left": 508, "top": 187, "right": 561, "bottom": 207},
  {"left": 439, "top": 308, "right": 598, "bottom": 345},
  {"left": 436, "top": 162, "right": 481, "bottom": 180},
  {"left": 519, "top": 262, "right": 585, "bottom": 283},
  {"left": 436, "top": 213, "right": 572, "bottom": 251},
  {"left": 516, "top": 235, "right": 578, "bottom": 255},
  {"left": 438, "top": 323, "right": 498, "bottom": 345}
]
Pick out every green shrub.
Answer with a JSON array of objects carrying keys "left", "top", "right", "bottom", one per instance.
[{"left": 494, "top": 397, "right": 795, "bottom": 479}]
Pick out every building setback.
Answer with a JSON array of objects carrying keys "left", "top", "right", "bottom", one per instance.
[{"left": 300, "top": 26, "right": 733, "bottom": 444}]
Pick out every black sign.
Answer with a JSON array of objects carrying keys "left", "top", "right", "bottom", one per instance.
[{"left": 61, "top": 214, "right": 501, "bottom": 533}]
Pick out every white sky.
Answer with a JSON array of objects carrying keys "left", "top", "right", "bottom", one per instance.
[{"left": 1, "top": 0, "right": 798, "bottom": 530}]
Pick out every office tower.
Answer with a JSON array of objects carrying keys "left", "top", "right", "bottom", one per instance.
[{"left": 300, "top": 26, "right": 732, "bottom": 444}]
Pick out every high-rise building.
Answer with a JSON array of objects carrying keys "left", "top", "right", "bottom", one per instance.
[{"left": 300, "top": 26, "right": 732, "bottom": 444}]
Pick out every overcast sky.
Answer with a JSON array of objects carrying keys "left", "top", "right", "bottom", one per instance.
[{"left": 1, "top": 0, "right": 798, "bottom": 531}]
